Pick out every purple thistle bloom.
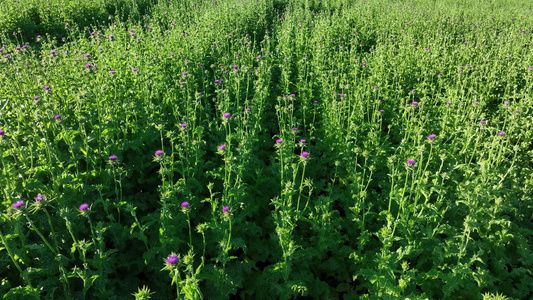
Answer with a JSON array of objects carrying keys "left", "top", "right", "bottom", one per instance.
[
  {"left": 166, "top": 254, "right": 178, "bottom": 265},
  {"left": 446, "top": 101, "right": 451, "bottom": 105},
  {"left": 412, "top": 101, "right": 418, "bottom": 105},
  {"left": 373, "top": 86, "right": 378, "bottom": 89},
  {"left": 289, "top": 94, "right": 295, "bottom": 97},
  {"left": 222, "top": 206, "right": 229, "bottom": 212},
  {"left": 34, "top": 96, "right": 39, "bottom": 100},
  {"left": 276, "top": 139, "right": 283, "bottom": 144},
  {"left": 54, "top": 115, "right": 61, "bottom": 120},
  {"left": 182, "top": 72, "right": 188, "bottom": 76},
  {"left": 12, "top": 200, "right": 24, "bottom": 209},
  {"left": 155, "top": 150, "right": 164, "bottom": 156},
  {"left": 84, "top": 54, "right": 90, "bottom": 58},
  {"left": 109, "top": 70, "right": 116, "bottom": 74},
  {"left": 302, "top": 152, "right": 309, "bottom": 158},
  {"left": 0, "top": 129, "right": 4, "bottom": 136},
  {"left": 219, "top": 144, "right": 226, "bottom": 150},
  {"left": 428, "top": 134, "right": 436, "bottom": 140},
  {"left": 34, "top": 194, "right": 45, "bottom": 202},
  {"left": 198, "top": 92, "right": 202, "bottom": 96},
  {"left": 180, "top": 82, "right": 185, "bottom": 85},
  {"left": 313, "top": 101, "right": 318, "bottom": 103},
  {"left": 133, "top": 68, "right": 139, "bottom": 72},
  {"left": 516, "top": 110, "right": 520, "bottom": 113},
  {"left": 181, "top": 123, "right": 187, "bottom": 128},
  {"left": 36, "top": 35, "right": 41, "bottom": 39},
  {"left": 50, "top": 51, "right": 57, "bottom": 54},
  {"left": 223, "top": 112, "right": 231, "bottom": 118},
  {"left": 379, "top": 110, "right": 384, "bottom": 113},
  {"left": 214, "top": 80, "right": 219, "bottom": 83},
  {"left": 109, "top": 35, "right": 114, "bottom": 39},
  {"left": 438, "top": 73, "right": 442, "bottom": 76},
  {"left": 233, "top": 65, "right": 238, "bottom": 70},
  {"left": 474, "top": 101, "right": 479, "bottom": 104},
  {"left": 498, "top": 132, "right": 505, "bottom": 136},
  {"left": 504, "top": 101, "right": 509, "bottom": 105},
  {"left": 407, "top": 159, "right": 416, "bottom": 165},
  {"left": 79, "top": 203, "right": 89, "bottom": 211},
  {"left": 246, "top": 107, "right": 251, "bottom": 111},
  {"left": 300, "top": 139, "right": 306, "bottom": 143},
  {"left": 181, "top": 201, "right": 189, "bottom": 208},
  {"left": 109, "top": 155, "right": 118, "bottom": 161},
  {"left": 44, "top": 86, "right": 50, "bottom": 90},
  {"left": 480, "top": 120, "right": 487, "bottom": 124},
  {"left": 86, "top": 64, "right": 92, "bottom": 68},
  {"left": 292, "top": 127, "right": 297, "bottom": 131}
]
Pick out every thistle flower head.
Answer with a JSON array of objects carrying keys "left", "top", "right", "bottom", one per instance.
[
  {"left": 222, "top": 206, "right": 229, "bottom": 212},
  {"left": 109, "top": 155, "right": 117, "bottom": 161},
  {"left": 12, "top": 200, "right": 24, "bottom": 209},
  {"left": 34, "top": 194, "right": 45, "bottom": 202},
  {"left": 155, "top": 150, "right": 164, "bottom": 156},
  {"left": 302, "top": 152, "right": 309, "bottom": 158},
  {"left": 166, "top": 254, "right": 179, "bottom": 265},
  {"left": 407, "top": 159, "right": 416, "bottom": 165},
  {"left": 79, "top": 203, "right": 89, "bottom": 211}
]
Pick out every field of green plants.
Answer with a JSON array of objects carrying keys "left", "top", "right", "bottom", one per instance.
[{"left": 1, "top": 0, "right": 532, "bottom": 298}]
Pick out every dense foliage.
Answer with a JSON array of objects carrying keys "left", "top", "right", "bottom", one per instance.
[{"left": 1, "top": 0, "right": 532, "bottom": 299}]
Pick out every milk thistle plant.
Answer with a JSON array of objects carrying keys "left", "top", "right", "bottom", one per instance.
[{"left": 1, "top": 0, "right": 533, "bottom": 299}]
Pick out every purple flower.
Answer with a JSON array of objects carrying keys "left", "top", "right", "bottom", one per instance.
[
  {"left": 54, "top": 115, "right": 61, "bottom": 120},
  {"left": 373, "top": 86, "right": 378, "bottom": 89},
  {"left": 109, "top": 70, "right": 116, "bottom": 74},
  {"left": 504, "top": 101, "right": 509, "bottom": 105},
  {"left": 446, "top": 101, "right": 451, "bottom": 105},
  {"left": 428, "top": 134, "right": 436, "bottom": 140},
  {"left": 246, "top": 107, "right": 251, "bottom": 111},
  {"left": 34, "top": 96, "right": 39, "bottom": 100},
  {"left": 12, "top": 200, "right": 24, "bottom": 209},
  {"left": 302, "top": 152, "right": 309, "bottom": 158},
  {"left": 166, "top": 254, "right": 179, "bottom": 265},
  {"left": 313, "top": 101, "right": 318, "bottom": 103},
  {"left": 340, "top": 94, "right": 345, "bottom": 97},
  {"left": 222, "top": 206, "right": 229, "bottom": 212},
  {"left": 292, "top": 127, "right": 297, "bottom": 131},
  {"left": 412, "top": 101, "right": 418, "bottom": 106},
  {"left": 289, "top": 94, "right": 295, "bottom": 97},
  {"left": 379, "top": 109, "right": 385, "bottom": 113},
  {"left": 214, "top": 80, "right": 220, "bottom": 83},
  {"left": 181, "top": 123, "right": 187, "bottom": 128},
  {"left": 109, "top": 155, "right": 118, "bottom": 161},
  {"left": 438, "top": 73, "right": 443, "bottom": 76},
  {"left": 480, "top": 120, "right": 486, "bottom": 124},
  {"left": 50, "top": 51, "right": 57, "bottom": 54},
  {"left": 79, "top": 203, "right": 89, "bottom": 211},
  {"left": 133, "top": 68, "right": 139, "bottom": 72},
  {"left": 0, "top": 129, "right": 4, "bottom": 136},
  {"left": 474, "top": 101, "right": 479, "bottom": 105},
  {"left": 36, "top": 35, "right": 41, "bottom": 39},
  {"left": 300, "top": 139, "right": 306, "bottom": 143},
  {"left": 155, "top": 150, "right": 164, "bottom": 156},
  {"left": 181, "top": 201, "right": 189, "bottom": 208},
  {"left": 109, "top": 35, "right": 114, "bottom": 39},
  {"left": 84, "top": 54, "right": 90, "bottom": 58},
  {"left": 34, "top": 194, "right": 45, "bottom": 202},
  {"left": 407, "top": 159, "right": 416, "bottom": 165},
  {"left": 233, "top": 65, "right": 238, "bottom": 70},
  {"left": 86, "top": 64, "right": 92, "bottom": 68},
  {"left": 180, "top": 82, "right": 185, "bottom": 85},
  {"left": 498, "top": 132, "right": 505, "bottom": 136},
  {"left": 182, "top": 72, "right": 188, "bottom": 76},
  {"left": 44, "top": 86, "right": 50, "bottom": 90},
  {"left": 276, "top": 139, "right": 283, "bottom": 144},
  {"left": 219, "top": 144, "right": 226, "bottom": 150},
  {"left": 223, "top": 112, "right": 231, "bottom": 118},
  {"left": 515, "top": 110, "right": 520, "bottom": 113}
]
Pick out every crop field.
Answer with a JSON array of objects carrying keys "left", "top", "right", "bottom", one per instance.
[{"left": 0, "top": 0, "right": 532, "bottom": 299}]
